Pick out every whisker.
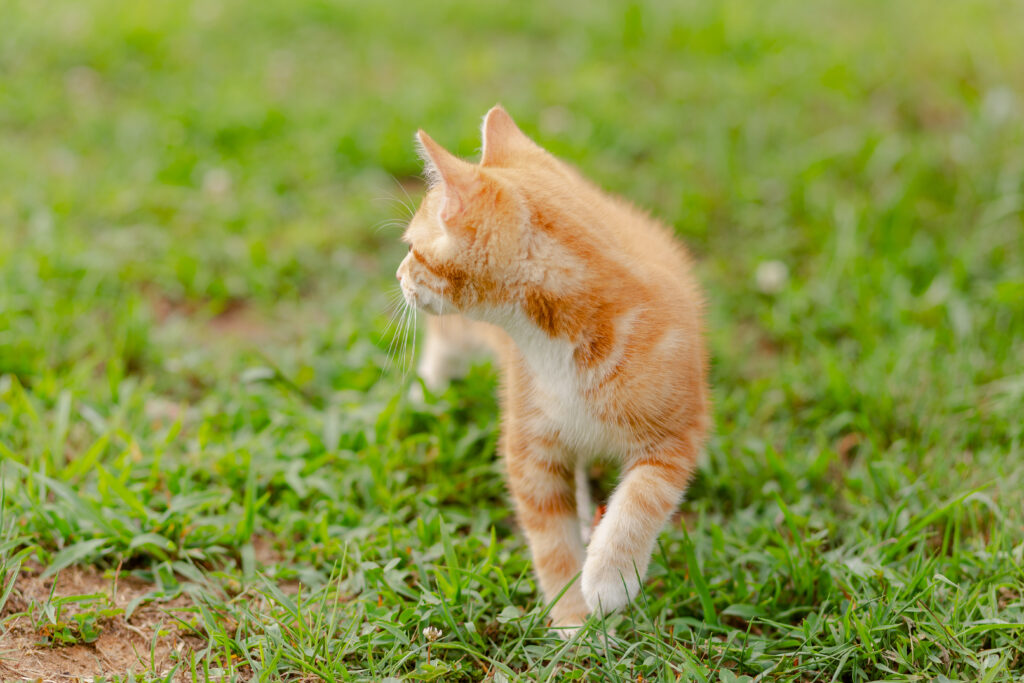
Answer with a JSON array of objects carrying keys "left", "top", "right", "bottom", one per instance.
[
  {"left": 383, "top": 293, "right": 402, "bottom": 313},
  {"left": 379, "top": 308, "right": 402, "bottom": 345},
  {"left": 401, "top": 307, "right": 413, "bottom": 376},
  {"left": 374, "top": 217, "right": 410, "bottom": 225},
  {"left": 398, "top": 307, "right": 412, "bottom": 378},
  {"left": 373, "top": 193, "right": 416, "bottom": 219},
  {"left": 379, "top": 292, "right": 406, "bottom": 340},
  {"left": 390, "top": 306, "right": 410, "bottom": 373},
  {"left": 373, "top": 218, "right": 410, "bottom": 235},
  {"left": 382, "top": 301, "right": 408, "bottom": 373},
  {"left": 391, "top": 176, "right": 420, "bottom": 218},
  {"left": 384, "top": 290, "right": 405, "bottom": 311}
]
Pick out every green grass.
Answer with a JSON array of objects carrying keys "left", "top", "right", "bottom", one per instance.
[{"left": 2, "top": 0, "right": 1023, "bottom": 680}]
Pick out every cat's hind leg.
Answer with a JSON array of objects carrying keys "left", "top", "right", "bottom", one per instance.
[
  {"left": 412, "top": 315, "right": 496, "bottom": 399},
  {"left": 415, "top": 315, "right": 461, "bottom": 393},
  {"left": 575, "top": 460, "right": 594, "bottom": 545}
]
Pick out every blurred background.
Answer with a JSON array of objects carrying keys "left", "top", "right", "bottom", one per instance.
[
  {"left": 4, "top": 0, "right": 1024, "bottom": 543},
  {"left": 1, "top": 0, "right": 1023, "bottom": 677},
  {"left": 2, "top": 0, "right": 1022, "bottom": 390}
]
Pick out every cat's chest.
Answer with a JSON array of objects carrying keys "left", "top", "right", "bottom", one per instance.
[{"left": 517, "top": 341, "right": 618, "bottom": 458}]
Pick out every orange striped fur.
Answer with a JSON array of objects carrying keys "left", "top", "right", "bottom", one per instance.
[{"left": 397, "top": 106, "right": 711, "bottom": 635}]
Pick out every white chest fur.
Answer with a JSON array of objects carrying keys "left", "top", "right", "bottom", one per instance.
[{"left": 513, "top": 329, "right": 619, "bottom": 460}]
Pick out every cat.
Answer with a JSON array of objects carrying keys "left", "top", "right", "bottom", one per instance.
[{"left": 396, "top": 105, "right": 711, "bottom": 635}]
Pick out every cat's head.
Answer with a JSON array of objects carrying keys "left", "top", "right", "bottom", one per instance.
[{"left": 396, "top": 106, "right": 569, "bottom": 321}]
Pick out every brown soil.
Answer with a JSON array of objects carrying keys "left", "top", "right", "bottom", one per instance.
[
  {"left": 0, "top": 564, "right": 203, "bottom": 681},
  {"left": 148, "top": 293, "right": 279, "bottom": 343}
]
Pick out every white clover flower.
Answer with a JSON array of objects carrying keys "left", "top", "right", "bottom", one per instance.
[
  {"left": 202, "top": 167, "right": 233, "bottom": 199},
  {"left": 755, "top": 260, "right": 789, "bottom": 294},
  {"left": 422, "top": 625, "right": 442, "bottom": 642},
  {"left": 981, "top": 86, "right": 1016, "bottom": 125}
]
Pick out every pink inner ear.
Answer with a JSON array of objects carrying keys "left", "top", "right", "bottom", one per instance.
[
  {"left": 440, "top": 188, "right": 463, "bottom": 224},
  {"left": 417, "top": 130, "right": 484, "bottom": 230},
  {"left": 437, "top": 168, "right": 482, "bottom": 228}
]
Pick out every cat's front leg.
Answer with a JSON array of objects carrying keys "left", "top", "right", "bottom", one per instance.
[
  {"left": 505, "top": 434, "right": 589, "bottom": 636},
  {"left": 581, "top": 444, "right": 696, "bottom": 614}
]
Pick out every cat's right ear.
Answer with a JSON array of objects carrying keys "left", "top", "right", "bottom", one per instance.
[{"left": 417, "top": 130, "right": 481, "bottom": 226}]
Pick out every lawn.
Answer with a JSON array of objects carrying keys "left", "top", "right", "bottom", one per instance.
[{"left": 1, "top": 0, "right": 1023, "bottom": 680}]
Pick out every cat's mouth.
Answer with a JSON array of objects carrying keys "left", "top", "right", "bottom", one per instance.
[{"left": 397, "top": 253, "right": 449, "bottom": 315}]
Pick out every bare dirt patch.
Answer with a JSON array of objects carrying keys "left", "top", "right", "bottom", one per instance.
[
  {"left": 148, "top": 293, "right": 279, "bottom": 343},
  {"left": 0, "top": 564, "right": 202, "bottom": 681}
]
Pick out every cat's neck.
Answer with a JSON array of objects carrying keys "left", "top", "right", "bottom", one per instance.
[
  {"left": 479, "top": 290, "right": 620, "bottom": 375},
  {"left": 491, "top": 306, "right": 577, "bottom": 382}
]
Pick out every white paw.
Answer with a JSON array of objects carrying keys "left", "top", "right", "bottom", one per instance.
[
  {"left": 552, "top": 622, "right": 616, "bottom": 648},
  {"left": 581, "top": 545, "right": 641, "bottom": 614},
  {"left": 417, "top": 350, "right": 454, "bottom": 394},
  {"left": 552, "top": 622, "right": 583, "bottom": 641},
  {"left": 409, "top": 360, "right": 446, "bottom": 402},
  {"left": 418, "top": 367, "right": 445, "bottom": 393}
]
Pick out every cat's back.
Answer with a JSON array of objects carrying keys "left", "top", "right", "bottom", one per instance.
[
  {"left": 600, "top": 190, "right": 698, "bottom": 290},
  {"left": 508, "top": 160, "right": 700, "bottom": 314}
]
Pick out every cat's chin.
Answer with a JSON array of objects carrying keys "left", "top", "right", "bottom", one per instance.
[
  {"left": 401, "top": 290, "right": 445, "bottom": 316},
  {"left": 414, "top": 300, "right": 444, "bottom": 316},
  {"left": 417, "top": 297, "right": 466, "bottom": 317}
]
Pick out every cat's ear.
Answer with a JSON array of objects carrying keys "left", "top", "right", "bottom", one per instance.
[
  {"left": 416, "top": 130, "right": 481, "bottom": 224},
  {"left": 480, "top": 105, "right": 536, "bottom": 166}
]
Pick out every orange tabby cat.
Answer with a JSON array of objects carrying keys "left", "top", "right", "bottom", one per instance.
[{"left": 396, "top": 106, "right": 710, "bottom": 634}]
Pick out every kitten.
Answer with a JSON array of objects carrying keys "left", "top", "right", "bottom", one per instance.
[{"left": 396, "top": 106, "right": 710, "bottom": 635}]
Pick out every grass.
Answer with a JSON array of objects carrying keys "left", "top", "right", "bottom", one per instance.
[{"left": 1, "top": 0, "right": 1023, "bottom": 680}]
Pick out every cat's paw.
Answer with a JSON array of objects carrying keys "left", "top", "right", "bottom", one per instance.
[
  {"left": 549, "top": 588, "right": 589, "bottom": 640},
  {"left": 550, "top": 608, "right": 590, "bottom": 641},
  {"left": 408, "top": 369, "right": 447, "bottom": 403},
  {"left": 550, "top": 620, "right": 584, "bottom": 641},
  {"left": 581, "top": 547, "right": 641, "bottom": 614}
]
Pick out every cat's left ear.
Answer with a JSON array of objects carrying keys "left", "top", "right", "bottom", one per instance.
[
  {"left": 481, "top": 105, "right": 538, "bottom": 166},
  {"left": 417, "top": 130, "right": 481, "bottom": 225}
]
